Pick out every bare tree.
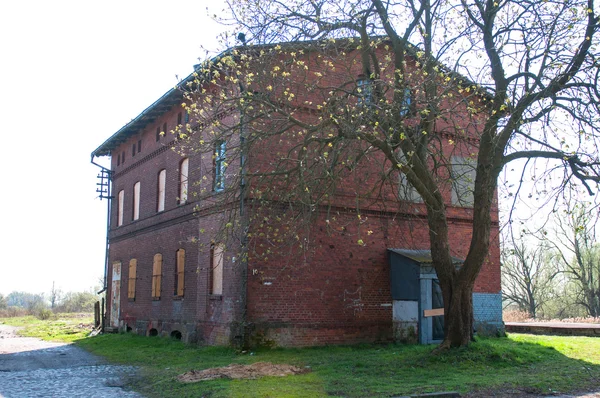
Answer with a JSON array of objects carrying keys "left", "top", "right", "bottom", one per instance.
[
  {"left": 549, "top": 201, "right": 600, "bottom": 317},
  {"left": 181, "top": 0, "right": 600, "bottom": 348},
  {"left": 49, "top": 281, "right": 62, "bottom": 311},
  {"left": 501, "top": 231, "right": 558, "bottom": 318}
]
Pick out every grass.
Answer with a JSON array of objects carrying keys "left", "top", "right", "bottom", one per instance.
[
  {"left": 73, "top": 333, "right": 600, "bottom": 397},
  {"left": 0, "top": 313, "right": 95, "bottom": 343},
  {"left": 2, "top": 316, "right": 598, "bottom": 397}
]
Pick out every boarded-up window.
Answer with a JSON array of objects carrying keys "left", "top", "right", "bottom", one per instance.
[
  {"left": 211, "top": 244, "right": 224, "bottom": 295},
  {"left": 175, "top": 249, "right": 185, "bottom": 296},
  {"left": 450, "top": 156, "right": 476, "bottom": 207},
  {"left": 157, "top": 169, "right": 166, "bottom": 212},
  {"left": 117, "top": 190, "right": 124, "bottom": 227},
  {"left": 152, "top": 253, "right": 162, "bottom": 299},
  {"left": 399, "top": 173, "right": 422, "bottom": 203},
  {"left": 179, "top": 158, "right": 189, "bottom": 204},
  {"left": 128, "top": 259, "right": 137, "bottom": 300},
  {"left": 133, "top": 182, "right": 141, "bottom": 220}
]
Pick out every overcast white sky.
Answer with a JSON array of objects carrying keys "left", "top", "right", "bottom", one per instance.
[{"left": 0, "top": 1, "right": 224, "bottom": 295}]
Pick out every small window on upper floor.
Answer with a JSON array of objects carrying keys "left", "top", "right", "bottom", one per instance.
[
  {"left": 399, "top": 87, "right": 412, "bottom": 117},
  {"left": 399, "top": 172, "right": 422, "bottom": 203},
  {"left": 450, "top": 156, "right": 476, "bottom": 207},
  {"left": 357, "top": 76, "right": 373, "bottom": 106},
  {"left": 163, "top": 122, "right": 168, "bottom": 137},
  {"left": 137, "top": 140, "right": 142, "bottom": 154},
  {"left": 132, "top": 143, "right": 136, "bottom": 157},
  {"left": 156, "top": 126, "right": 161, "bottom": 142},
  {"left": 214, "top": 141, "right": 226, "bottom": 192},
  {"left": 122, "top": 151, "right": 126, "bottom": 164},
  {"left": 184, "top": 112, "right": 189, "bottom": 124},
  {"left": 117, "top": 190, "right": 124, "bottom": 227},
  {"left": 157, "top": 169, "right": 166, "bottom": 212},
  {"left": 117, "top": 153, "right": 121, "bottom": 166},
  {"left": 177, "top": 112, "right": 182, "bottom": 126},
  {"left": 133, "top": 182, "right": 141, "bottom": 220},
  {"left": 179, "top": 158, "right": 189, "bottom": 204}
]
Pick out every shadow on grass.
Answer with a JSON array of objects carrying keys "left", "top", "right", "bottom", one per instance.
[{"left": 74, "top": 333, "right": 600, "bottom": 398}]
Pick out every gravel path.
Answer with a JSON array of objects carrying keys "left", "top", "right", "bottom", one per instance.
[{"left": 0, "top": 324, "right": 143, "bottom": 398}]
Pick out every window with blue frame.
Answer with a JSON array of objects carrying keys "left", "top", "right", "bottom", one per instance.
[
  {"left": 357, "top": 77, "right": 373, "bottom": 106},
  {"left": 214, "top": 141, "right": 226, "bottom": 191},
  {"left": 400, "top": 87, "right": 412, "bottom": 116}
]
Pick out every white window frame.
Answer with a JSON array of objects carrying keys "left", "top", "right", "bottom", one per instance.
[
  {"left": 157, "top": 169, "right": 166, "bottom": 212},
  {"left": 133, "top": 181, "right": 141, "bottom": 220},
  {"left": 179, "top": 158, "right": 189, "bottom": 204},
  {"left": 117, "top": 190, "right": 124, "bottom": 227}
]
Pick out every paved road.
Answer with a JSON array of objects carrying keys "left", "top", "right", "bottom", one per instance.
[{"left": 0, "top": 325, "right": 143, "bottom": 398}]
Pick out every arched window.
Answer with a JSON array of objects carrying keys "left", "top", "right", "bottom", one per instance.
[
  {"left": 175, "top": 249, "right": 185, "bottom": 296},
  {"left": 132, "top": 182, "right": 141, "bottom": 221},
  {"left": 179, "top": 158, "right": 189, "bottom": 204},
  {"left": 157, "top": 169, "right": 166, "bottom": 212},
  {"left": 117, "top": 190, "right": 124, "bottom": 227},
  {"left": 152, "top": 253, "right": 163, "bottom": 299}
]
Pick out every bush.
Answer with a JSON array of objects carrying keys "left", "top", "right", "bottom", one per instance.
[{"left": 36, "top": 308, "right": 53, "bottom": 320}]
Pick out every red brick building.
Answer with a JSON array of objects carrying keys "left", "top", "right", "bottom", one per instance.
[{"left": 92, "top": 42, "right": 503, "bottom": 346}]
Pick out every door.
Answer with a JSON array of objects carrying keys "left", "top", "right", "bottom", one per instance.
[{"left": 110, "top": 261, "right": 121, "bottom": 328}]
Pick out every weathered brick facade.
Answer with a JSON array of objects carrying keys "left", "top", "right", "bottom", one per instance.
[{"left": 92, "top": 44, "right": 503, "bottom": 347}]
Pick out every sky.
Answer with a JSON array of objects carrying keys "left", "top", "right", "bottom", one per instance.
[{"left": 0, "top": 1, "right": 225, "bottom": 295}]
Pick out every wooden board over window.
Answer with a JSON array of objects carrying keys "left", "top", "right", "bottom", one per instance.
[
  {"left": 176, "top": 249, "right": 185, "bottom": 296},
  {"left": 128, "top": 259, "right": 137, "bottom": 299},
  {"left": 152, "top": 253, "right": 162, "bottom": 299},
  {"left": 211, "top": 244, "right": 224, "bottom": 295}
]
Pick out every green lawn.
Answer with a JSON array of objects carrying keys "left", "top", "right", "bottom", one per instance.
[
  {"left": 73, "top": 333, "right": 600, "bottom": 397},
  {"left": 0, "top": 314, "right": 94, "bottom": 343},
  {"left": 2, "top": 316, "right": 598, "bottom": 397}
]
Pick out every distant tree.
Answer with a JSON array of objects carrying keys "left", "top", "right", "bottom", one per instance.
[
  {"left": 549, "top": 201, "right": 600, "bottom": 317},
  {"left": 56, "top": 291, "right": 97, "bottom": 313},
  {"left": 49, "top": 282, "right": 62, "bottom": 310},
  {"left": 7, "top": 291, "right": 41, "bottom": 308},
  {"left": 501, "top": 232, "right": 558, "bottom": 318},
  {"left": 0, "top": 293, "right": 7, "bottom": 310}
]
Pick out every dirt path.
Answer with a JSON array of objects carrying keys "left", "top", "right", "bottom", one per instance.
[{"left": 0, "top": 324, "right": 143, "bottom": 397}]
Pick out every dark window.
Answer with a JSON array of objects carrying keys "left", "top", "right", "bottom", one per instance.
[
  {"left": 163, "top": 122, "right": 167, "bottom": 137},
  {"left": 184, "top": 112, "right": 189, "bottom": 123},
  {"left": 117, "top": 153, "right": 120, "bottom": 166},
  {"left": 357, "top": 77, "right": 373, "bottom": 106},
  {"left": 122, "top": 151, "right": 125, "bottom": 164},
  {"left": 138, "top": 140, "right": 142, "bottom": 153},
  {"left": 214, "top": 141, "right": 226, "bottom": 191},
  {"left": 156, "top": 127, "right": 160, "bottom": 142},
  {"left": 132, "top": 144, "right": 136, "bottom": 157},
  {"left": 177, "top": 112, "right": 182, "bottom": 125},
  {"left": 400, "top": 87, "right": 412, "bottom": 116}
]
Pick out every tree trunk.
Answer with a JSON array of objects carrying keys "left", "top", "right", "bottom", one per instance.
[{"left": 437, "top": 279, "right": 474, "bottom": 349}]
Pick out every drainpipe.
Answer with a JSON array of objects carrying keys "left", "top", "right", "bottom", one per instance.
[
  {"left": 91, "top": 154, "right": 113, "bottom": 332},
  {"left": 237, "top": 33, "right": 250, "bottom": 348}
]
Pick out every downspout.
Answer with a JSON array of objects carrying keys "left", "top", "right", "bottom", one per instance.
[
  {"left": 91, "top": 154, "right": 113, "bottom": 332},
  {"left": 237, "top": 33, "right": 250, "bottom": 348}
]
